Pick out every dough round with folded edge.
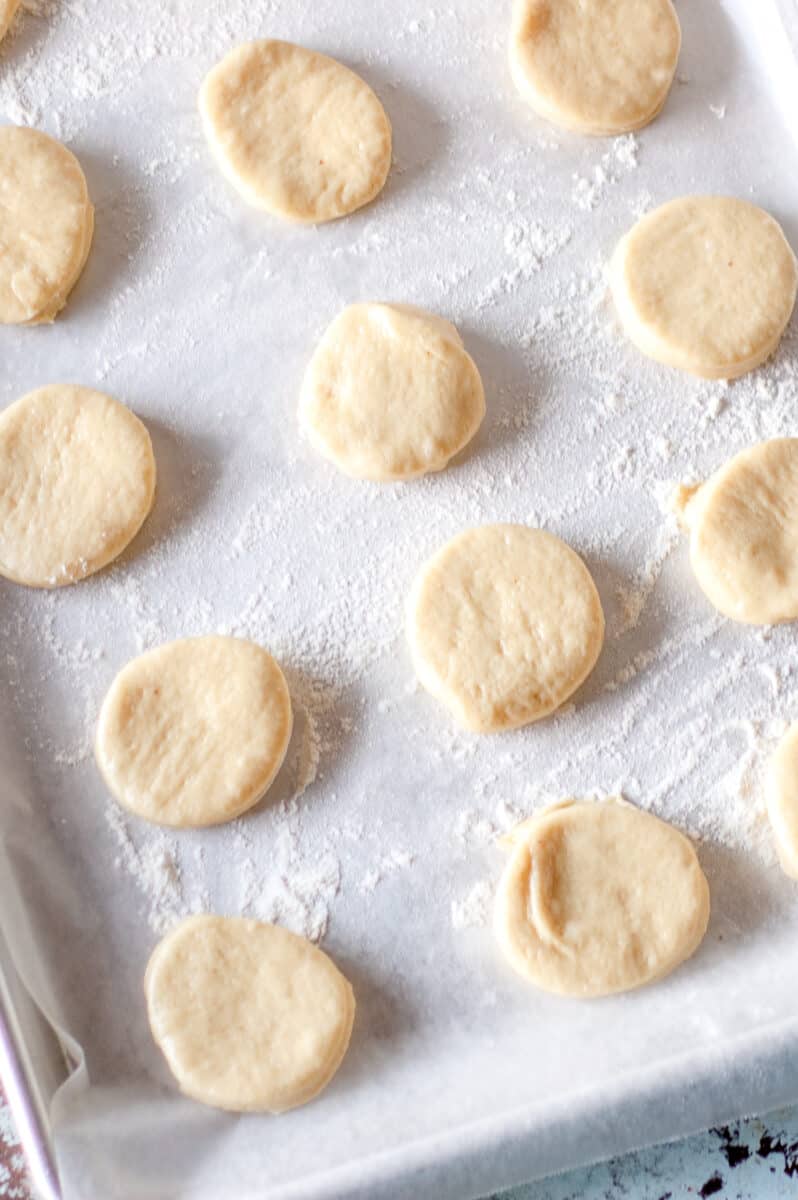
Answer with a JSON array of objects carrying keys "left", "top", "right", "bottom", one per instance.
[
  {"left": 145, "top": 915, "right": 355, "bottom": 1113},
  {"left": 300, "top": 303, "right": 486, "bottom": 481},
  {"left": 495, "top": 800, "right": 710, "bottom": 998},
  {"left": 0, "top": 0, "right": 20, "bottom": 43},
  {"left": 673, "top": 439, "right": 798, "bottom": 625},
  {"left": 509, "top": 0, "right": 681, "bottom": 136},
  {"left": 407, "top": 524, "right": 604, "bottom": 732},
  {"left": 0, "top": 385, "right": 155, "bottom": 588},
  {"left": 0, "top": 126, "right": 94, "bottom": 325},
  {"left": 96, "top": 636, "right": 292, "bottom": 828},
  {"left": 768, "top": 721, "right": 798, "bottom": 880},
  {"left": 199, "top": 39, "right": 392, "bottom": 224},
  {"left": 611, "top": 197, "right": 797, "bottom": 379}
]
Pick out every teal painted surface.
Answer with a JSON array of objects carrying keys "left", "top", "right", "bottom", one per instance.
[{"left": 489, "top": 1109, "right": 798, "bottom": 1199}]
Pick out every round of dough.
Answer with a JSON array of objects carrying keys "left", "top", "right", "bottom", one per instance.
[
  {"left": 0, "top": 126, "right": 94, "bottom": 325},
  {"left": 96, "top": 636, "right": 292, "bottom": 828},
  {"left": 407, "top": 525, "right": 604, "bottom": 732},
  {"left": 199, "top": 40, "right": 392, "bottom": 224},
  {"left": 300, "top": 303, "right": 486, "bottom": 481},
  {"left": 768, "top": 721, "right": 798, "bottom": 880},
  {"left": 611, "top": 197, "right": 798, "bottom": 379},
  {"left": 495, "top": 800, "right": 710, "bottom": 997},
  {"left": 509, "top": 0, "right": 681, "bottom": 136},
  {"left": 145, "top": 915, "right": 355, "bottom": 1113},
  {"left": 673, "top": 439, "right": 798, "bottom": 625},
  {"left": 0, "top": 0, "right": 20, "bottom": 43},
  {"left": 0, "top": 385, "right": 155, "bottom": 588}
]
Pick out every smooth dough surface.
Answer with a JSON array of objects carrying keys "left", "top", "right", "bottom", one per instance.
[
  {"left": 407, "top": 525, "right": 604, "bottom": 732},
  {"left": 199, "top": 40, "right": 392, "bottom": 223},
  {"left": 0, "top": 385, "right": 155, "bottom": 588},
  {"left": 768, "top": 722, "right": 798, "bottom": 880},
  {"left": 300, "top": 303, "right": 485, "bottom": 481},
  {"left": 0, "top": 0, "right": 19, "bottom": 42},
  {"left": 145, "top": 915, "right": 355, "bottom": 1113},
  {"left": 495, "top": 800, "right": 710, "bottom": 997},
  {"left": 0, "top": 126, "right": 94, "bottom": 324},
  {"left": 611, "top": 197, "right": 798, "bottom": 379},
  {"left": 673, "top": 439, "right": 798, "bottom": 624},
  {"left": 509, "top": 0, "right": 680, "bottom": 135},
  {"left": 96, "top": 637, "right": 292, "bottom": 828}
]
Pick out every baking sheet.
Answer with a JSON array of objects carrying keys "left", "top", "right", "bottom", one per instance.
[{"left": 2, "top": 0, "right": 798, "bottom": 1197}]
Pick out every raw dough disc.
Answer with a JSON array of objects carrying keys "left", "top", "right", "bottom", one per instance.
[
  {"left": 611, "top": 197, "right": 798, "bottom": 379},
  {"left": 199, "top": 40, "right": 392, "bottom": 223},
  {"left": 0, "top": 385, "right": 155, "bottom": 588},
  {"left": 509, "top": 0, "right": 681, "bottom": 135},
  {"left": 495, "top": 800, "right": 710, "bottom": 997},
  {"left": 768, "top": 721, "right": 798, "bottom": 880},
  {"left": 0, "top": 126, "right": 95, "bottom": 325},
  {"left": 0, "top": 0, "right": 19, "bottom": 43},
  {"left": 673, "top": 439, "right": 798, "bottom": 624},
  {"left": 300, "top": 303, "right": 486, "bottom": 481},
  {"left": 407, "top": 524, "right": 604, "bottom": 732},
  {"left": 96, "top": 636, "right": 293, "bottom": 828},
  {"left": 145, "top": 915, "right": 355, "bottom": 1113}
]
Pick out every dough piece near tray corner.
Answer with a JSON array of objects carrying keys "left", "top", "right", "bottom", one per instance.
[
  {"left": 145, "top": 915, "right": 355, "bottom": 1113},
  {"left": 300, "top": 303, "right": 485, "bottom": 481},
  {"left": 0, "top": 385, "right": 155, "bottom": 587},
  {"left": 0, "top": 126, "right": 95, "bottom": 324},
  {"left": 0, "top": 0, "right": 20, "bottom": 43},
  {"left": 672, "top": 439, "right": 798, "bottom": 624},
  {"left": 96, "top": 636, "right": 292, "bottom": 828},
  {"left": 407, "top": 524, "right": 604, "bottom": 732},
  {"left": 768, "top": 721, "right": 798, "bottom": 880},
  {"left": 199, "top": 39, "right": 392, "bottom": 223},
  {"left": 509, "top": 0, "right": 681, "bottom": 135},
  {"left": 495, "top": 800, "right": 710, "bottom": 998},
  {"left": 611, "top": 196, "right": 797, "bottom": 379}
]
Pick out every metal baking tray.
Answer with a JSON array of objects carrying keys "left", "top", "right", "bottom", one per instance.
[{"left": 2, "top": 0, "right": 798, "bottom": 1196}]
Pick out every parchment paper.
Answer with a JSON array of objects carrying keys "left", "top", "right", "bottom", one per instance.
[{"left": 2, "top": 1, "right": 798, "bottom": 1196}]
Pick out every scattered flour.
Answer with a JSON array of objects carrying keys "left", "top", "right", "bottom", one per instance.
[
  {"left": 571, "top": 134, "right": 639, "bottom": 211},
  {"left": 451, "top": 879, "right": 493, "bottom": 930}
]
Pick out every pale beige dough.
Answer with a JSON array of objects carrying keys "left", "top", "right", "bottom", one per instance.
[
  {"left": 611, "top": 197, "right": 797, "bottom": 379},
  {"left": 145, "top": 915, "right": 355, "bottom": 1113},
  {"left": 96, "top": 636, "right": 292, "bottom": 828},
  {"left": 407, "top": 525, "right": 604, "bottom": 732},
  {"left": 0, "top": 126, "right": 95, "bottom": 324},
  {"left": 673, "top": 439, "right": 798, "bottom": 624},
  {"left": 768, "top": 722, "right": 798, "bottom": 880},
  {"left": 495, "top": 800, "right": 710, "bottom": 998},
  {"left": 199, "top": 40, "right": 392, "bottom": 223},
  {"left": 0, "top": 385, "right": 155, "bottom": 588},
  {"left": 0, "top": 0, "right": 20, "bottom": 43},
  {"left": 300, "top": 303, "right": 485, "bottom": 481},
  {"left": 509, "top": 0, "right": 680, "bottom": 135}
]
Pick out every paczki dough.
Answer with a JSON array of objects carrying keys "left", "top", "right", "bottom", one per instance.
[
  {"left": 145, "top": 915, "right": 355, "bottom": 1113},
  {"left": 300, "top": 303, "right": 486, "bottom": 481},
  {"left": 0, "top": 0, "right": 19, "bottom": 43},
  {"left": 509, "top": 0, "right": 681, "bottom": 135},
  {"left": 768, "top": 721, "right": 798, "bottom": 880},
  {"left": 407, "top": 525, "right": 604, "bottom": 732},
  {"left": 611, "top": 197, "right": 798, "bottom": 379},
  {"left": 0, "top": 385, "right": 155, "bottom": 588},
  {"left": 673, "top": 439, "right": 798, "bottom": 625},
  {"left": 495, "top": 800, "right": 710, "bottom": 997},
  {"left": 0, "top": 126, "right": 94, "bottom": 324},
  {"left": 199, "top": 40, "right": 392, "bottom": 223},
  {"left": 96, "top": 636, "right": 292, "bottom": 828}
]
